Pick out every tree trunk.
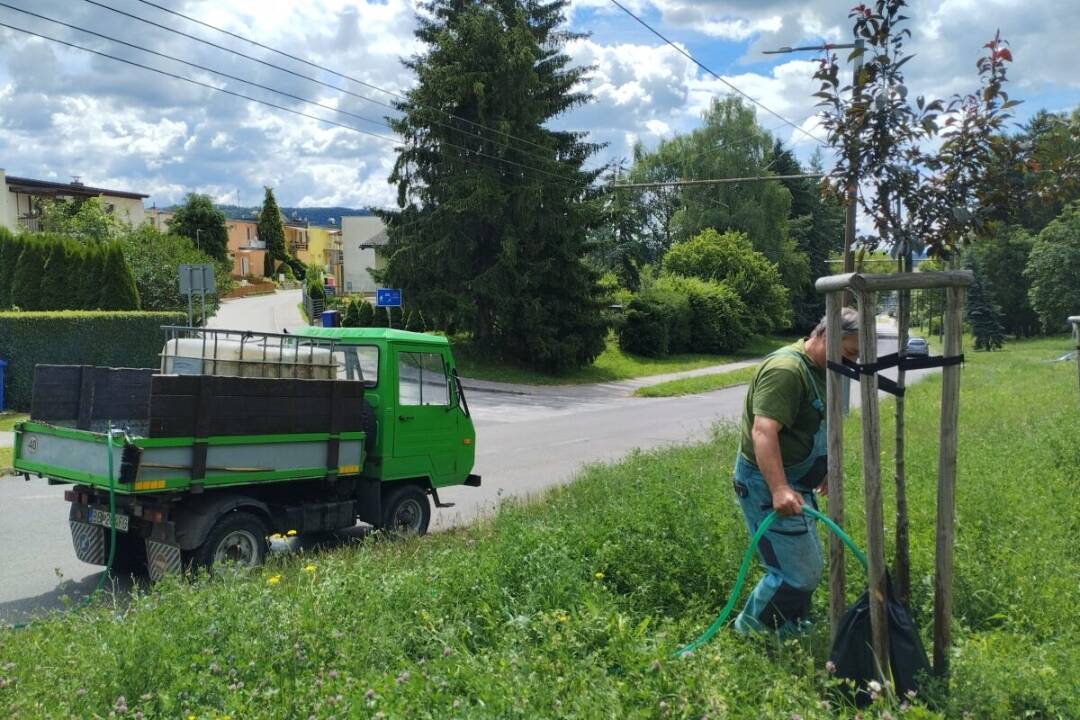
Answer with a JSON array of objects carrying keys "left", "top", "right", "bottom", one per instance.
[{"left": 894, "top": 255, "right": 912, "bottom": 606}]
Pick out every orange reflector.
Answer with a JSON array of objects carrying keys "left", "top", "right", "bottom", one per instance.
[{"left": 463, "top": 438, "right": 472, "bottom": 446}]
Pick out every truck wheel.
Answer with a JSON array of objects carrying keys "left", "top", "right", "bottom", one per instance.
[
  {"left": 380, "top": 485, "right": 430, "bottom": 535},
  {"left": 194, "top": 512, "right": 269, "bottom": 571}
]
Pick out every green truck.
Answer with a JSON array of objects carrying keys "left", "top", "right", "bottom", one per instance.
[{"left": 11, "top": 326, "right": 479, "bottom": 580}]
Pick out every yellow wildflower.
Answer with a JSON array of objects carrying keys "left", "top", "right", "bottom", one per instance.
[
  {"left": 556, "top": 612, "right": 569, "bottom": 623},
  {"left": 594, "top": 571, "right": 604, "bottom": 580},
  {"left": 286, "top": 529, "right": 298, "bottom": 537},
  {"left": 267, "top": 575, "right": 281, "bottom": 586},
  {"left": 303, "top": 564, "right": 317, "bottom": 573}
]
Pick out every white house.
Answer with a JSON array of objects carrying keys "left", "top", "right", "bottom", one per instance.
[
  {"left": 0, "top": 168, "right": 148, "bottom": 233},
  {"left": 341, "top": 215, "right": 387, "bottom": 296}
]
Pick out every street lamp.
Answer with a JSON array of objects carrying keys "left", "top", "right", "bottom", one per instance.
[{"left": 762, "top": 39, "right": 865, "bottom": 273}]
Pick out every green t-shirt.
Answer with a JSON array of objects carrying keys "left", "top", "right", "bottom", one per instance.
[{"left": 738, "top": 339, "right": 826, "bottom": 467}]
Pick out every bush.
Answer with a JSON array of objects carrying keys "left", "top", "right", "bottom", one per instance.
[
  {"left": 283, "top": 256, "right": 306, "bottom": 281},
  {"left": 0, "top": 311, "right": 186, "bottom": 411},
  {"left": 0, "top": 227, "right": 21, "bottom": 308},
  {"left": 662, "top": 228, "right": 791, "bottom": 334},
  {"left": 617, "top": 288, "right": 691, "bottom": 357},
  {"left": 96, "top": 243, "right": 141, "bottom": 310},
  {"left": 40, "top": 234, "right": 79, "bottom": 311},
  {"left": 357, "top": 299, "right": 375, "bottom": 327},
  {"left": 11, "top": 237, "right": 47, "bottom": 310},
  {"left": 276, "top": 262, "right": 296, "bottom": 281},
  {"left": 341, "top": 298, "right": 361, "bottom": 327},
  {"left": 1024, "top": 201, "right": 1080, "bottom": 332},
  {"left": 306, "top": 280, "right": 326, "bottom": 302},
  {"left": 654, "top": 275, "right": 750, "bottom": 353}
]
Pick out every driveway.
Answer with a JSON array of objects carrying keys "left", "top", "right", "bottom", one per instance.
[{"left": 208, "top": 288, "right": 306, "bottom": 333}]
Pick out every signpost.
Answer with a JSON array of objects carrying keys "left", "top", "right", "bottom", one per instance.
[
  {"left": 179, "top": 264, "right": 217, "bottom": 326},
  {"left": 375, "top": 288, "right": 402, "bottom": 328}
]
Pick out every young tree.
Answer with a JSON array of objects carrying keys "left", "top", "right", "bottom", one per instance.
[
  {"left": 813, "top": 0, "right": 1017, "bottom": 605},
  {"left": 119, "top": 224, "right": 228, "bottom": 313},
  {"left": 167, "top": 193, "right": 229, "bottom": 262},
  {"left": 257, "top": 187, "right": 288, "bottom": 276},
  {"left": 964, "top": 256, "right": 1005, "bottom": 350},
  {"left": 378, "top": 0, "right": 607, "bottom": 372},
  {"left": 39, "top": 197, "right": 126, "bottom": 244}
]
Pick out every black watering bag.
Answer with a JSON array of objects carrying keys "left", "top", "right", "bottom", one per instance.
[{"left": 829, "top": 576, "right": 931, "bottom": 706}]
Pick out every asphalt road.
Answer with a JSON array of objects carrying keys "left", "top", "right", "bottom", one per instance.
[{"left": 0, "top": 334, "right": 918, "bottom": 624}]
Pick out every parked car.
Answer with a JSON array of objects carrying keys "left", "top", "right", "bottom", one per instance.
[{"left": 906, "top": 337, "right": 929, "bottom": 357}]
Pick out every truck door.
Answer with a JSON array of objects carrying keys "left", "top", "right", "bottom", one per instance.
[{"left": 393, "top": 346, "right": 458, "bottom": 484}]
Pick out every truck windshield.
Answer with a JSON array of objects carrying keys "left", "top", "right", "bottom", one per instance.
[{"left": 334, "top": 346, "right": 379, "bottom": 386}]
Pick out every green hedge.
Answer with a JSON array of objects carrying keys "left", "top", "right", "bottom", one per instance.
[{"left": 0, "top": 311, "right": 185, "bottom": 411}]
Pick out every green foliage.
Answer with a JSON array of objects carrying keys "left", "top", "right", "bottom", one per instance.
[
  {"left": 965, "top": 224, "right": 1039, "bottom": 336},
  {"left": 96, "top": 242, "right": 140, "bottom": 310},
  {"left": 0, "top": 311, "right": 185, "bottom": 410},
  {"left": 282, "top": 256, "right": 307, "bottom": 281},
  {"left": 357, "top": 299, "right": 375, "bottom": 327},
  {"left": 404, "top": 308, "right": 424, "bottom": 332},
  {"left": 2, "top": 338, "right": 1077, "bottom": 718},
  {"left": 379, "top": 0, "right": 607, "bottom": 372},
  {"left": 0, "top": 227, "right": 22, "bottom": 308},
  {"left": 1024, "top": 202, "right": 1080, "bottom": 332},
  {"left": 306, "top": 279, "right": 326, "bottom": 302},
  {"left": 78, "top": 242, "right": 109, "bottom": 310},
  {"left": 341, "top": 298, "right": 361, "bottom": 328},
  {"left": 617, "top": 289, "right": 691, "bottom": 357},
  {"left": 40, "top": 233, "right": 79, "bottom": 310},
  {"left": 257, "top": 187, "right": 288, "bottom": 274},
  {"left": 167, "top": 194, "right": 229, "bottom": 262},
  {"left": 118, "top": 224, "right": 229, "bottom": 313},
  {"left": 38, "top": 197, "right": 126, "bottom": 244},
  {"left": 276, "top": 262, "right": 295, "bottom": 281},
  {"left": 965, "top": 256, "right": 1006, "bottom": 351},
  {"left": 10, "top": 237, "right": 46, "bottom": 310},
  {"left": 662, "top": 229, "right": 790, "bottom": 334},
  {"left": 654, "top": 274, "right": 750, "bottom": 354}
]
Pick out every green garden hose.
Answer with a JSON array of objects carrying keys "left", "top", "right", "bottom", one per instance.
[
  {"left": 675, "top": 505, "right": 869, "bottom": 657},
  {"left": 7, "top": 423, "right": 121, "bottom": 630}
]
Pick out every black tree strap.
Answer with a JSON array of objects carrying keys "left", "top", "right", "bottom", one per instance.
[{"left": 827, "top": 353, "right": 964, "bottom": 398}]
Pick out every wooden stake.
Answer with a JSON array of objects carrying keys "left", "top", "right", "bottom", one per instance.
[
  {"left": 894, "top": 283, "right": 911, "bottom": 606},
  {"left": 1070, "top": 316, "right": 1080, "bottom": 405},
  {"left": 857, "top": 291, "right": 889, "bottom": 676},
  {"left": 933, "top": 286, "right": 965, "bottom": 674},
  {"left": 825, "top": 292, "right": 847, "bottom": 640}
]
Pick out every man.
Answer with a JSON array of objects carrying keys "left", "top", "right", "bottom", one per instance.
[{"left": 732, "top": 308, "right": 860, "bottom": 637}]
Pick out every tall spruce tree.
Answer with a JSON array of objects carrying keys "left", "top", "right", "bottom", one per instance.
[
  {"left": 257, "top": 187, "right": 288, "bottom": 277},
  {"left": 965, "top": 256, "right": 1005, "bottom": 350},
  {"left": 377, "top": 0, "right": 607, "bottom": 372}
]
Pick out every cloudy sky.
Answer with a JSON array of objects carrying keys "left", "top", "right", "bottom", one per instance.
[{"left": 1, "top": 0, "right": 1077, "bottom": 210}]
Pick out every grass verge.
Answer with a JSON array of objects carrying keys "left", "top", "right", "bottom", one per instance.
[
  {"left": 454, "top": 333, "right": 792, "bottom": 385},
  {"left": 0, "top": 412, "right": 28, "bottom": 432},
  {"left": 634, "top": 364, "right": 758, "bottom": 397},
  {"left": 0, "top": 447, "right": 10, "bottom": 472},
  {"left": 1, "top": 337, "right": 1077, "bottom": 718}
]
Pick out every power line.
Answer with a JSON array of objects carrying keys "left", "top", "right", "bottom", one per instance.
[
  {"left": 0, "top": 19, "right": 581, "bottom": 185},
  {"left": 608, "top": 173, "right": 823, "bottom": 190},
  {"left": 126, "top": 0, "right": 557, "bottom": 158},
  {"left": 0, "top": 2, "right": 391, "bottom": 133},
  {"left": 608, "top": 0, "right": 826, "bottom": 147}
]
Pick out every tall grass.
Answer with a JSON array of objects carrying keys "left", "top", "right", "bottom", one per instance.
[{"left": 0, "top": 337, "right": 1077, "bottom": 718}]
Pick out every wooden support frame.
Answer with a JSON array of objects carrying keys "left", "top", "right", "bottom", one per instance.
[
  {"left": 1070, "top": 316, "right": 1080, "bottom": 405},
  {"left": 816, "top": 270, "right": 972, "bottom": 679}
]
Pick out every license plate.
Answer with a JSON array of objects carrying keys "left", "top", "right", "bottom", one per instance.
[{"left": 87, "top": 508, "right": 129, "bottom": 532}]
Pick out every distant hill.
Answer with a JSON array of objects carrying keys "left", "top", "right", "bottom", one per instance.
[{"left": 204, "top": 205, "right": 373, "bottom": 226}]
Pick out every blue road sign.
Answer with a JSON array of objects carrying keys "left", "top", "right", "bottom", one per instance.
[{"left": 376, "top": 288, "right": 403, "bottom": 308}]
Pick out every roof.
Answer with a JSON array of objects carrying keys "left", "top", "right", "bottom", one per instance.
[
  {"left": 290, "top": 327, "right": 450, "bottom": 346},
  {"left": 4, "top": 174, "right": 149, "bottom": 199}
]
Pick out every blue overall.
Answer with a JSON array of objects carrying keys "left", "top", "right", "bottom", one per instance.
[{"left": 732, "top": 348, "right": 826, "bottom": 635}]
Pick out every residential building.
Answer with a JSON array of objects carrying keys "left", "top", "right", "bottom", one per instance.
[
  {"left": 146, "top": 208, "right": 267, "bottom": 279},
  {"left": 341, "top": 216, "right": 387, "bottom": 296},
  {"left": 1, "top": 167, "right": 148, "bottom": 233},
  {"left": 304, "top": 225, "right": 344, "bottom": 290}
]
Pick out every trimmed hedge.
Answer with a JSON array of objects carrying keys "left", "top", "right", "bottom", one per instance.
[
  {"left": 0, "top": 311, "right": 185, "bottom": 411},
  {"left": 618, "top": 288, "right": 691, "bottom": 357}
]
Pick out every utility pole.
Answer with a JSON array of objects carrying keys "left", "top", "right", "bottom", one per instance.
[{"left": 764, "top": 39, "right": 865, "bottom": 272}]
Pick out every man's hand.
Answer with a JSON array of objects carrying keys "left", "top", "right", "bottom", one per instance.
[{"left": 772, "top": 485, "right": 804, "bottom": 516}]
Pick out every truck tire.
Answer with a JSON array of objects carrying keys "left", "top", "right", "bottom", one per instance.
[
  {"left": 192, "top": 511, "right": 269, "bottom": 571},
  {"left": 380, "top": 484, "right": 430, "bottom": 535}
]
